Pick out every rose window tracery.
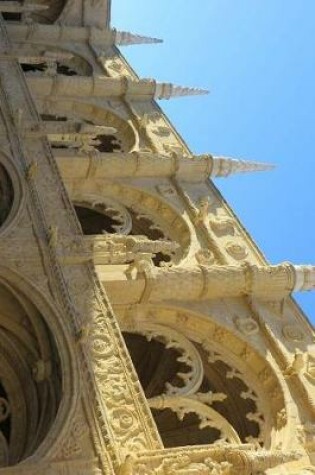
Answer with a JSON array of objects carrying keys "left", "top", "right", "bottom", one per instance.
[
  {"left": 123, "top": 324, "right": 266, "bottom": 449},
  {"left": 0, "top": 281, "right": 62, "bottom": 467}
]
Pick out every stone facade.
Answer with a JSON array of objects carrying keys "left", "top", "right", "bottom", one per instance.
[{"left": 0, "top": 1, "right": 314, "bottom": 474}]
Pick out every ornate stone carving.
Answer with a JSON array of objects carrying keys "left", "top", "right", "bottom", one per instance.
[
  {"left": 195, "top": 248, "right": 216, "bottom": 265},
  {"left": 209, "top": 216, "right": 236, "bottom": 236},
  {"left": 104, "top": 262, "right": 315, "bottom": 304},
  {"left": 156, "top": 183, "right": 177, "bottom": 197},
  {"left": 297, "top": 422, "right": 315, "bottom": 451},
  {"left": 76, "top": 197, "right": 133, "bottom": 235},
  {"left": 283, "top": 350, "right": 306, "bottom": 378},
  {"left": 225, "top": 242, "right": 248, "bottom": 260},
  {"left": 152, "top": 126, "right": 171, "bottom": 137},
  {"left": 234, "top": 316, "right": 259, "bottom": 336},
  {"left": 160, "top": 456, "right": 232, "bottom": 475},
  {"left": 61, "top": 414, "right": 89, "bottom": 459},
  {"left": 195, "top": 196, "right": 211, "bottom": 225},
  {"left": 305, "top": 353, "right": 315, "bottom": 383},
  {"left": 149, "top": 393, "right": 240, "bottom": 444},
  {"left": 276, "top": 408, "right": 288, "bottom": 429},
  {"left": 282, "top": 324, "right": 306, "bottom": 342},
  {"left": 1, "top": 2, "right": 314, "bottom": 472},
  {"left": 123, "top": 323, "right": 204, "bottom": 396},
  {"left": 125, "top": 447, "right": 301, "bottom": 474}
]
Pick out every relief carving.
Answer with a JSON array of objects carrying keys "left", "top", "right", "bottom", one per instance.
[
  {"left": 283, "top": 350, "right": 306, "bottom": 379},
  {"left": 234, "top": 316, "right": 259, "bottom": 336},
  {"left": 60, "top": 414, "right": 90, "bottom": 460},
  {"left": 1, "top": 5, "right": 313, "bottom": 472},
  {"left": 225, "top": 242, "right": 248, "bottom": 260},
  {"left": 305, "top": 353, "right": 315, "bottom": 383},
  {"left": 156, "top": 184, "right": 177, "bottom": 198},
  {"left": 282, "top": 324, "right": 306, "bottom": 342},
  {"left": 195, "top": 249, "right": 216, "bottom": 265},
  {"left": 210, "top": 216, "right": 236, "bottom": 236}
]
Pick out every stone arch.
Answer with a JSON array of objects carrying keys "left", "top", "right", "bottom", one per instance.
[
  {"left": 20, "top": 45, "right": 93, "bottom": 77},
  {"left": 26, "top": 0, "right": 67, "bottom": 24},
  {"left": 117, "top": 305, "right": 288, "bottom": 450},
  {"left": 70, "top": 184, "right": 192, "bottom": 265},
  {"left": 0, "top": 151, "right": 24, "bottom": 237},
  {"left": 0, "top": 266, "right": 78, "bottom": 467},
  {"left": 37, "top": 99, "right": 138, "bottom": 152},
  {"left": 1, "top": 0, "right": 67, "bottom": 23}
]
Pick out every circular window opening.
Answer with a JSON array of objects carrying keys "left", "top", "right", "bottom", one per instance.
[
  {"left": 0, "top": 156, "right": 24, "bottom": 236},
  {"left": 0, "top": 163, "right": 14, "bottom": 228},
  {"left": 0, "top": 282, "right": 62, "bottom": 467}
]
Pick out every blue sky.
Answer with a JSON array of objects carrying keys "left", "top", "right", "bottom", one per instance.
[{"left": 112, "top": 1, "right": 315, "bottom": 323}]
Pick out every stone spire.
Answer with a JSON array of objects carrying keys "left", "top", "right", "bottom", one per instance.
[
  {"left": 103, "top": 263, "right": 315, "bottom": 305},
  {"left": 210, "top": 156, "right": 275, "bottom": 177},
  {"left": 53, "top": 151, "right": 275, "bottom": 181},
  {"left": 154, "top": 83, "right": 209, "bottom": 100},
  {"left": 25, "top": 75, "right": 210, "bottom": 101},
  {"left": 114, "top": 30, "right": 163, "bottom": 46}
]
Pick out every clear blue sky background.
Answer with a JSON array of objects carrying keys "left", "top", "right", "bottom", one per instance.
[{"left": 111, "top": 1, "right": 315, "bottom": 324}]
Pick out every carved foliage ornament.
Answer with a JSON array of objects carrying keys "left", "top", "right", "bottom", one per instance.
[
  {"left": 75, "top": 198, "right": 132, "bottom": 235},
  {"left": 123, "top": 318, "right": 269, "bottom": 448},
  {"left": 123, "top": 323, "right": 204, "bottom": 396},
  {"left": 159, "top": 456, "right": 232, "bottom": 475},
  {"left": 73, "top": 194, "right": 182, "bottom": 266}
]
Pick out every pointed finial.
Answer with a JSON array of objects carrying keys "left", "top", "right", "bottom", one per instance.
[
  {"left": 154, "top": 83, "right": 209, "bottom": 100},
  {"left": 115, "top": 30, "right": 163, "bottom": 46},
  {"left": 211, "top": 156, "right": 275, "bottom": 177}
]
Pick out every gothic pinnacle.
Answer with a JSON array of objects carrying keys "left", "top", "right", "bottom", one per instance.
[
  {"left": 53, "top": 151, "right": 275, "bottom": 181},
  {"left": 210, "top": 156, "right": 275, "bottom": 177},
  {"left": 154, "top": 83, "right": 209, "bottom": 99},
  {"left": 114, "top": 29, "right": 163, "bottom": 46},
  {"left": 25, "top": 75, "right": 210, "bottom": 101},
  {"left": 102, "top": 263, "right": 315, "bottom": 305}
]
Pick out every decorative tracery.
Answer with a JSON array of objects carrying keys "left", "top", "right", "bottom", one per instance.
[
  {"left": 1, "top": 0, "right": 66, "bottom": 23},
  {"left": 122, "top": 322, "right": 269, "bottom": 449},
  {"left": 0, "top": 280, "right": 62, "bottom": 467},
  {"left": 37, "top": 100, "right": 137, "bottom": 152},
  {"left": 39, "top": 113, "right": 121, "bottom": 153},
  {"left": 74, "top": 197, "right": 181, "bottom": 266},
  {"left": 20, "top": 47, "right": 93, "bottom": 77}
]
